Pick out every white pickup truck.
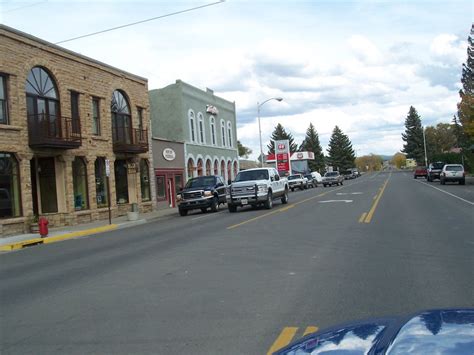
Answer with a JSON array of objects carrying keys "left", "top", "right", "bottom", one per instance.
[
  {"left": 226, "top": 168, "right": 289, "bottom": 212},
  {"left": 287, "top": 174, "right": 308, "bottom": 191}
]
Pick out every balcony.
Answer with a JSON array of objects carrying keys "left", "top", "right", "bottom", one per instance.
[
  {"left": 28, "top": 114, "right": 82, "bottom": 149},
  {"left": 112, "top": 126, "right": 148, "bottom": 154}
]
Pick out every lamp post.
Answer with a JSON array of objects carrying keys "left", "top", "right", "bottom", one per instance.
[
  {"left": 257, "top": 97, "right": 283, "bottom": 167},
  {"left": 422, "top": 125, "right": 428, "bottom": 167}
]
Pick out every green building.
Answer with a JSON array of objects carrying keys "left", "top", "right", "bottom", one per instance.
[{"left": 149, "top": 80, "right": 239, "bottom": 187}]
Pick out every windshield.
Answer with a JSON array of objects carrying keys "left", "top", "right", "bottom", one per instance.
[
  {"left": 431, "top": 162, "right": 445, "bottom": 169},
  {"left": 235, "top": 170, "right": 269, "bottom": 182},
  {"left": 287, "top": 175, "right": 300, "bottom": 180},
  {"left": 185, "top": 176, "right": 216, "bottom": 188},
  {"left": 445, "top": 165, "right": 463, "bottom": 171},
  {"left": 304, "top": 175, "right": 312, "bottom": 179},
  {"left": 325, "top": 172, "right": 339, "bottom": 177}
]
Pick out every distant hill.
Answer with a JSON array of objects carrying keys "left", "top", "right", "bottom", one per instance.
[{"left": 379, "top": 155, "right": 393, "bottom": 161}]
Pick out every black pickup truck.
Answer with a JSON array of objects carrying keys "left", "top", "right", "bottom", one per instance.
[
  {"left": 427, "top": 162, "right": 445, "bottom": 182},
  {"left": 177, "top": 175, "right": 227, "bottom": 216}
]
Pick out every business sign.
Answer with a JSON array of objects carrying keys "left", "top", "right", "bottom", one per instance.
[
  {"left": 275, "top": 139, "right": 291, "bottom": 174},
  {"left": 163, "top": 148, "right": 176, "bottom": 161},
  {"left": 105, "top": 159, "right": 110, "bottom": 177},
  {"left": 206, "top": 105, "right": 219, "bottom": 115}
]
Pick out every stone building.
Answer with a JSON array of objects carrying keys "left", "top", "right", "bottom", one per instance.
[
  {"left": 149, "top": 80, "right": 239, "bottom": 195},
  {"left": 0, "top": 25, "right": 155, "bottom": 237}
]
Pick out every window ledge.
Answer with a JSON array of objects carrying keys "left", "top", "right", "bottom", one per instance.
[
  {"left": 91, "top": 136, "right": 109, "bottom": 142},
  {"left": 0, "top": 124, "right": 22, "bottom": 131},
  {"left": 0, "top": 216, "right": 25, "bottom": 224},
  {"left": 74, "top": 209, "right": 92, "bottom": 215}
]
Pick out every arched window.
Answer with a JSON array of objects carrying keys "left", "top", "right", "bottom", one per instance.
[
  {"left": 187, "top": 158, "right": 195, "bottom": 179},
  {"left": 220, "top": 119, "right": 226, "bottom": 147},
  {"left": 72, "top": 157, "right": 89, "bottom": 210},
  {"left": 0, "top": 152, "right": 21, "bottom": 218},
  {"left": 114, "top": 160, "right": 129, "bottom": 204},
  {"left": 197, "top": 113, "right": 205, "bottom": 144},
  {"left": 197, "top": 158, "right": 203, "bottom": 177},
  {"left": 214, "top": 160, "right": 219, "bottom": 175},
  {"left": 227, "top": 121, "right": 233, "bottom": 148},
  {"left": 111, "top": 90, "right": 131, "bottom": 144},
  {"left": 188, "top": 110, "right": 196, "bottom": 142},
  {"left": 25, "top": 67, "right": 60, "bottom": 138},
  {"left": 227, "top": 161, "right": 231, "bottom": 182},
  {"left": 205, "top": 159, "right": 212, "bottom": 175},
  {"left": 140, "top": 159, "right": 151, "bottom": 201},
  {"left": 233, "top": 161, "right": 238, "bottom": 180},
  {"left": 210, "top": 117, "right": 216, "bottom": 145},
  {"left": 220, "top": 160, "right": 225, "bottom": 179},
  {"left": 94, "top": 157, "right": 108, "bottom": 208}
]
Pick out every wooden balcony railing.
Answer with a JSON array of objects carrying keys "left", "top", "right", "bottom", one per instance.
[
  {"left": 28, "top": 114, "right": 81, "bottom": 149},
  {"left": 112, "top": 126, "right": 148, "bottom": 153}
]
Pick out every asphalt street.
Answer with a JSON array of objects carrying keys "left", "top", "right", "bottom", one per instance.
[{"left": 1, "top": 171, "right": 473, "bottom": 354}]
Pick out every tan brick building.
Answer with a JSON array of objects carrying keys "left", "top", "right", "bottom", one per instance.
[{"left": 0, "top": 25, "right": 155, "bottom": 237}]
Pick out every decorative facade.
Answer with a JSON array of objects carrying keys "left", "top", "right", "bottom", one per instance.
[{"left": 0, "top": 25, "right": 155, "bottom": 237}]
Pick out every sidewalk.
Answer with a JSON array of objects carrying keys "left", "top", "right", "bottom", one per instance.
[{"left": 0, "top": 207, "right": 178, "bottom": 252}]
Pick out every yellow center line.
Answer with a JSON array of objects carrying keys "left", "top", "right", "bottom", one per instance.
[
  {"left": 303, "top": 326, "right": 319, "bottom": 336},
  {"left": 364, "top": 178, "right": 389, "bottom": 223},
  {"left": 267, "top": 327, "right": 298, "bottom": 355},
  {"left": 359, "top": 212, "right": 367, "bottom": 223}
]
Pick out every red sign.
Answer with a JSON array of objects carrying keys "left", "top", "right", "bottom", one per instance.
[
  {"left": 297, "top": 152, "right": 303, "bottom": 159},
  {"left": 275, "top": 139, "right": 291, "bottom": 174}
]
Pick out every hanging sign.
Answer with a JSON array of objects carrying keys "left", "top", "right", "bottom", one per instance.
[{"left": 163, "top": 148, "right": 176, "bottom": 161}]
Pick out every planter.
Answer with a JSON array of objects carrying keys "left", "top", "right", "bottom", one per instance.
[
  {"left": 127, "top": 211, "right": 139, "bottom": 221},
  {"left": 30, "top": 224, "right": 40, "bottom": 234}
]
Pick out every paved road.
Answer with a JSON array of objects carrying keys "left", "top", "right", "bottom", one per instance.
[{"left": 1, "top": 171, "right": 473, "bottom": 354}]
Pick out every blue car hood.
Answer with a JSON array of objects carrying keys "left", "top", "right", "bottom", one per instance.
[{"left": 274, "top": 308, "right": 474, "bottom": 355}]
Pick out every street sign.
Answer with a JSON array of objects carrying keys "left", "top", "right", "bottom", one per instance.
[{"left": 105, "top": 159, "right": 110, "bottom": 177}]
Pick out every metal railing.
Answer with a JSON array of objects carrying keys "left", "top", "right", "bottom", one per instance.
[
  {"left": 112, "top": 126, "right": 148, "bottom": 153},
  {"left": 28, "top": 113, "right": 81, "bottom": 148}
]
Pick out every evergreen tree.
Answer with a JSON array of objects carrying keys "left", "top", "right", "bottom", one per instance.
[
  {"left": 326, "top": 126, "right": 356, "bottom": 171},
  {"left": 401, "top": 106, "right": 425, "bottom": 165},
  {"left": 457, "top": 24, "right": 474, "bottom": 148},
  {"left": 299, "top": 123, "right": 325, "bottom": 172},
  {"left": 267, "top": 123, "right": 298, "bottom": 154}
]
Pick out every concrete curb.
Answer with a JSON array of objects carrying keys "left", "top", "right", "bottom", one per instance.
[{"left": 0, "top": 224, "right": 118, "bottom": 252}]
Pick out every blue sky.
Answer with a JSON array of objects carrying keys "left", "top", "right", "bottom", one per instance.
[{"left": 1, "top": 0, "right": 472, "bottom": 159}]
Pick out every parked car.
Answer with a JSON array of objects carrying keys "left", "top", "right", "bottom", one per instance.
[
  {"left": 287, "top": 174, "right": 308, "bottom": 191},
  {"left": 322, "top": 171, "right": 344, "bottom": 186},
  {"left": 342, "top": 170, "right": 355, "bottom": 180},
  {"left": 304, "top": 174, "right": 316, "bottom": 188},
  {"left": 311, "top": 171, "right": 323, "bottom": 184},
  {"left": 351, "top": 168, "right": 360, "bottom": 177},
  {"left": 177, "top": 175, "right": 227, "bottom": 216},
  {"left": 226, "top": 168, "right": 289, "bottom": 212},
  {"left": 413, "top": 166, "right": 427, "bottom": 179},
  {"left": 427, "top": 161, "right": 445, "bottom": 182},
  {"left": 440, "top": 164, "right": 465, "bottom": 185}
]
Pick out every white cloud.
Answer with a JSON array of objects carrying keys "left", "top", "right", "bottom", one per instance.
[{"left": 430, "top": 34, "right": 465, "bottom": 65}]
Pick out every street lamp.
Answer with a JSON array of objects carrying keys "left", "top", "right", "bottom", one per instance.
[
  {"left": 257, "top": 97, "right": 283, "bottom": 167},
  {"left": 422, "top": 125, "right": 428, "bottom": 167}
]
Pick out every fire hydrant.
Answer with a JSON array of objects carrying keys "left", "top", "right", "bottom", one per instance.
[{"left": 38, "top": 217, "right": 49, "bottom": 238}]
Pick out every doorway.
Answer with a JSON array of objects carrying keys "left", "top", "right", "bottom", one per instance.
[{"left": 30, "top": 157, "right": 58, "bottom": 215}]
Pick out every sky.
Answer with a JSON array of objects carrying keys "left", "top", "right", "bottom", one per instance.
[{"left": 1, "top": 0, "right": 472, "bottom": 159}]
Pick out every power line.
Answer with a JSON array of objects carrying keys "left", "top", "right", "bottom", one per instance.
[
  {"left": 2, "top": 1, "right": 48, "bottom": 14},
  {"left": 55, "top": 0, "right": 225, "bottom": 45}
]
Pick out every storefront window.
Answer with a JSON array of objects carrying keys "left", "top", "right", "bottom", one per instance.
[
  {"left": 197, "top": 158, "right": 203, "bottom": 176},
  {"left": 0, "top": 152, "right": 21, "bottom": 218},
  {"left": 187, "top": 158, "right": 195, "bottom": 179},
  {"left": 206, "top": 159, "right": 211, "bottom": 175},
  {"left": 233, "top": 161, "right": 238, "bottom": 180},
  {"left": 156, "top": 175, "right": 165, "bottom": 200},
  {"left": 140, "top": 159, "right": 151, "bottom": 201},
  {"left": 214, "top": 160, "right": 219, "bottom": 175},
  {"left": 114, "top": 160, "right": 129, "bottom": 204},
  {"left": 72, "top": 157, "right": 89, "bottom": 210},
  {"left": 95, "top": 158, "right": 108, "bottom": 208}
]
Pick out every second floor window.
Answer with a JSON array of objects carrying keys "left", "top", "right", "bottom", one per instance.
[
  {"left": 210, "top": 117, "right": 216, "bottom": 145},
  {"left": 0, "top": 75, "right": 8, "bottom": 125},
  {"left": 227, "top": 121, "right": 233, "bottom": 147},
  {"left": 221, "top": 120, "right": 226, "bottom": 147},
  {"left": 138, "top": 107, "right": 144, "bottom": 131},
  {"left": 189, "top": 110, "right": 196, "bottom": 142},
  {"left": 92, "top": 98, "right": 101, "bottom": 135},
  {"left": 198, "top": 113, "right": 205, "bottom": 144}
]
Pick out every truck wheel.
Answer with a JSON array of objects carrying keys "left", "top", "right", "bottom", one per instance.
[
  {"left": 414, "top": 175, "right": 417, "bottom": 179},
  {"left": 179, "top": 208, "right": 188, "bottom": 216},
  {"left": 228, "top": 204, "right": 237, "bottom": 212},
  {"left": 281, "top": 188, "right": 289, "bottom": 204},
  {"left": 210, "top": 197, "right": 219, "bottom": 212},
  {"left": 341, "top": 181, "right": 343, "bottom": 185},
  {"left": 291, "top": 187, "right": 294, "bottom": 192},
  {"left": 201, "top": 208, "right": 207, "bottom": 213},
  {"left": 264, "top": 191, "right": 273, "bottom": 209},
  {"left": 440, "top": 178, "right": 445, "bottom": 185},
  {"left": 460, "top": 179, "right": 465, "bottom": 185}
]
